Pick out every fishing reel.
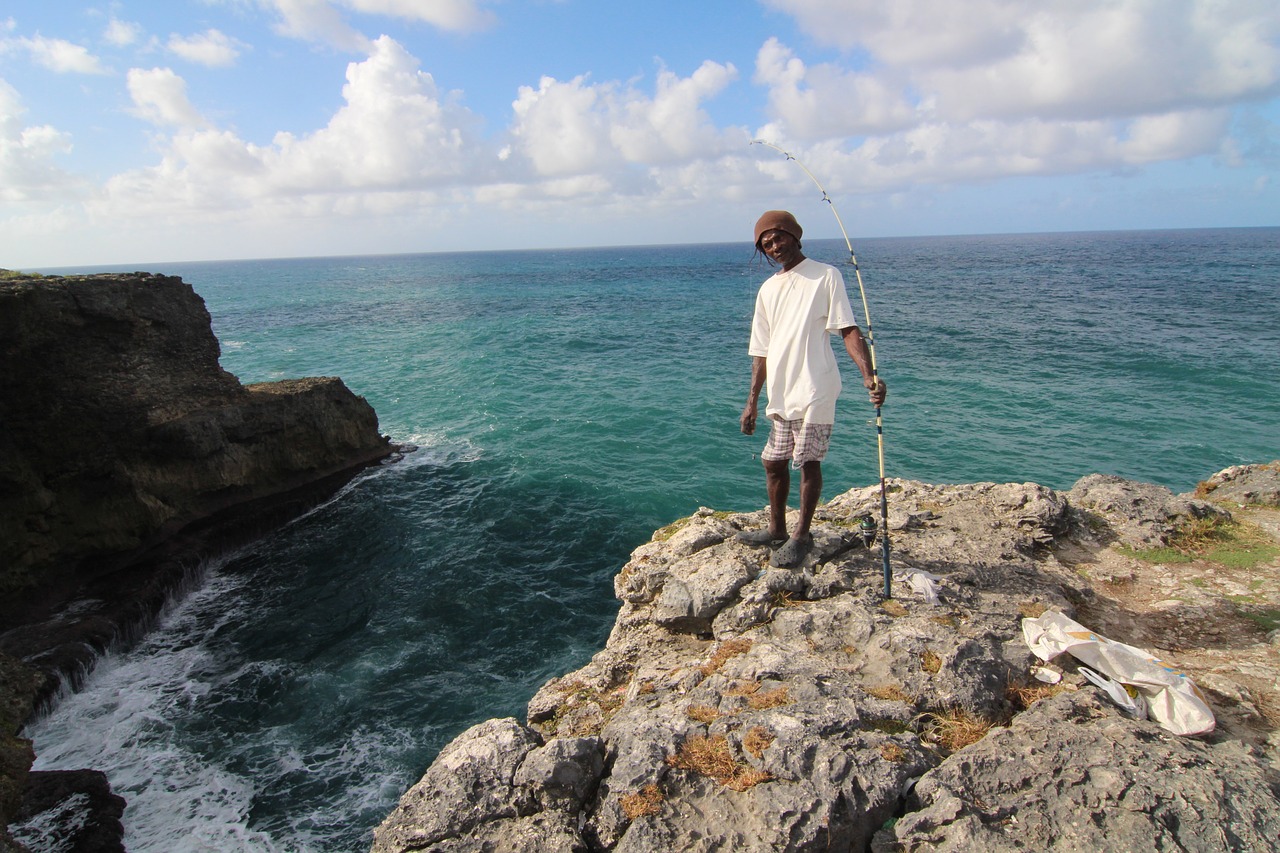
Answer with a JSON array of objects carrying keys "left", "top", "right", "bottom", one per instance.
[{"left": 855, "top": 514, "right": 877, "bottom": 548}]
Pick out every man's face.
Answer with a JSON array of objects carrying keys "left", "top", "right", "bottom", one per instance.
[{"left": 759, "top": 229, "right": 802, "bottom": 267}]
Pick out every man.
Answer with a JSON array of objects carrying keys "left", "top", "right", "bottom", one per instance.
[{"left": 739, "top": 210, "right": 887, "bottom": 568}]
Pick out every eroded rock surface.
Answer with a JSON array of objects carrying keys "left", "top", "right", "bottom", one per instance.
[
  {"left": 0, "top": 272, "right": 396, "bottom": 852},
  {"left": 372, "top": 468, "right": 1280, "bottom": 852},
  {"left": 0, "top": 273, "right": 392, "bottom": 592}
]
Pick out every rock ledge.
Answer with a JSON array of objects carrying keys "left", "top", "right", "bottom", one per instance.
[{"left": 373, "top": 467, "right": 1280, "bottom": 852}]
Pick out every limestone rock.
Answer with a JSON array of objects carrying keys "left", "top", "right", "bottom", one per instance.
[
  {"left": 0, "top": 273, "right": 392, "bottom": 589},
  {"left": 1193, "top": 462, "right": 1280, "bottom": 507},
  {"left": 372, "top": 472, "right": 1280, "bottom": 852},
  {"left": 873, "top": 690, "right": 1280, "bottom": 852},
  {"left": 370, "top": 718, "right": 603, "bottom": 853},
  {"left": 0, "top": 274, "right": 394, "bottom": 693},
  {"left": 1067, "top": 473, "right": 1229, "bottom": 548},
  {"left": 0, "top": 272, "right": 396, "bottom": 847}
]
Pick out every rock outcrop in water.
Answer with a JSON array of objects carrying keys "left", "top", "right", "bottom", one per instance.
[
  {"left": 0, "top": 271, "right": 394, "bottom": 853},
  {"left": 372, "top": 464, "right": 1280, "bottom": 852}
]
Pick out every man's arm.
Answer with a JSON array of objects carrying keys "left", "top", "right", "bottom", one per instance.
[
  {"left": 840, "top": 326, "right": 887, "bottom": 406},
  {"left": 741, "top": 355, "right": 767, "bottom": 435}
]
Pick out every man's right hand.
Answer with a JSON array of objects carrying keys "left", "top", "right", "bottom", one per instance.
[{"left": 740, "top": 402, "right": 758, "bottom": 435}]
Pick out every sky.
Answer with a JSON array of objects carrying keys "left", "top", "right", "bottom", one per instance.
[{"left": 2, "top": 1, "right": 1277, "bottom": 269}]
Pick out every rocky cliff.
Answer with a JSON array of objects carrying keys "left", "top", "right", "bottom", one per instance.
[
  {"left": 0, "top": 273, "right": 391, "bottom": 595},
  {"left": 372, "top": 464, "right": 1280, "bottom": 852},
  {"left": 0, "top": 271, "right": 394, "bottom": 852}
]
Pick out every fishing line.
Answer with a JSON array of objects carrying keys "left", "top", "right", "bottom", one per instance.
[{"left": 751, "top": 139, "right": 894, "bottom": 598}]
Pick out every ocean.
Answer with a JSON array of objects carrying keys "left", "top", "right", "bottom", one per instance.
[{"left": 19, "top": 228, "right": 1280, "bottom": 851}]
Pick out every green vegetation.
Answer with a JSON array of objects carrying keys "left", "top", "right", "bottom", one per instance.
[
  {"left": 652, "top": 510, "right": 733, "bottom": 542},
  {"left": 0, "top": 269, "right": 43, "bottom": 279},
  {"left": 1120, "top": 517, "right": 1278, "bottom": 570},
  {"left": 1239, "top": 608, "right": 1280, "bottom": 632}
]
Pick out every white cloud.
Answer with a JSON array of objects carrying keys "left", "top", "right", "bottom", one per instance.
[
  {"left": 127, "top": 68, "right": 210, "bottom": 129},
  {"left": 168, "top": 29, "right": 244, "bottom": 68},
  {"left": 342, "top": 0, "right": 496, "bottom": 32},
  {"left": 266, "top": 0, "right": 373, "bottom": 52},
  {"left": 263, "top": 35, "right": 482, "bottom": 190},
  {"left": 753, "top": 38, "right": 916, "bottom": 137},
  {"left": 0, "top": 79, "right": 78, "bottom": 201},
  {"left": 104, "top": 36, "right": 484, "bottom": 216},
  {"left": 750, "top": 108, "right": 1234, "bottom": 197},
  {"left": 8, "top": 35, "right": 108, "bottom": 74},
  {"left": 104, "top": 18, "right": 143, "bottom": 47},
  {"left": 611, "top": 61, "right": 745, "bottom": 162},
  {"left": 6, "top": 1, "right": 1274, "bottom": 266},
  {"left": 509, "top": 76, "right": 616, "bottom": 176},
  {"left": 764, "top": 0, "right": 1280, "bottom": 120},
  {"left": 750, "top": 1, "right": 1280, "bottom": 192},
  {"left": 263, "top": 0, "right": 495, "bottom": 50},
  {"left": 507, "top": 61, "right": 747, "bottom": 180}
]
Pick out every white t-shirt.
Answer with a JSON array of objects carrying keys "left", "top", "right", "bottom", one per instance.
[{"left": 748, "top": 257, "right": 859, "bottom": 424}]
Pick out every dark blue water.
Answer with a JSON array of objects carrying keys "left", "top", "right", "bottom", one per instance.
[{"left": 23, "top": 229, "right": 1280, "bottom": 851}]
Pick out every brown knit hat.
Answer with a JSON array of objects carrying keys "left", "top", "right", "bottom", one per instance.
[{"left": 753, "top": 210, "right": 802, "bottom": 247}]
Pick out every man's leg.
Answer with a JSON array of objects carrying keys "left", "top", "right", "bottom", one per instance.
[
  {"left": 794, "top": 460, "right": 822, "bottom": 541},
  {"left": 771, "top": 431, "right": 828, "bottom": 567},
  {"left": 764, "top": 458, "right": 790, "bottom": 538}
]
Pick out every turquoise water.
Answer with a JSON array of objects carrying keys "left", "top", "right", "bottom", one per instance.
[{"left": 22, "top": 229, "right": 1280, "bottom": 851}]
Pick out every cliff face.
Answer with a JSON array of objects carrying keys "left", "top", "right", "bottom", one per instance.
[
  {"left": 0, "top": 273, "right": 390, "bottom": 595},
  {"left": 0, "top": 271, "right": 395, "bottom": 852},
  {"left": 372, "top": 466, "right": 1280, "bottom": 852}
]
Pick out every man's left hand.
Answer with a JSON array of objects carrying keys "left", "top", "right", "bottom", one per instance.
[{"left": 865, "top": 376, "right": 887, "bottom": 407}]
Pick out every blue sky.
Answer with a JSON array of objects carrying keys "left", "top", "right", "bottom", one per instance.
[{"left": 2, "top": 1, "right": 1277, "bottom": 268}]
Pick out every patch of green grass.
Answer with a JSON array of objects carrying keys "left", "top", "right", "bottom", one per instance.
[
  {"left": 0, "top": 269, "right": 42, "bottom": 279},
  {"left": 1238, "top": 608, "right": 1280, "bottom": 632},
  {"left": 653, "top": 511, "right": 734, "bottom": 542},
  {"left": 653, "top": 518, "right": 690, "bottom": 541},
  {"left": 1204, "top": 539, "right": 1280, "bottom": 570},
  {"left": 1122, "top": 518, "right": 1278, "bottom": 570}
]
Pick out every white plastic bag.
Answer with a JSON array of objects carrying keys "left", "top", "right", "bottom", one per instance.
[
  {"left": 1078, "top": 666, "right": 1149, "bottom": 720},
  {"left": 1021, "top": 610, "right": 1215, "bottom": 736},
  {"left": 893, "top": 567, "right": 941, "bottom": 605}
]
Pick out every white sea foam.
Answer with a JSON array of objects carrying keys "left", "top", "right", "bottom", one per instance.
[{"left": 23, "top": 568, "right": 286, "bottom": 853}]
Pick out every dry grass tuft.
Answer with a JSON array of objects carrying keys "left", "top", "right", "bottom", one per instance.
[
  {"left": 880, "top": 741, "right": 907, "bottom": 762},
  {"left": 747, "top": 687, "right": 792, "bottom": 710},
  {"left": 725, "top": 679, "right": 761, "bottom": 696},
  {"left": 686, "top": 704, "right": 720, "bottom": 723},
  {"left": 1018, "top": 601, "right": 1048, "bottom": 619},
  {"left": 921, "top": 649, "right": 942, "bottom": 674},
  {"left": 699, "top": 638, "right": 754, "bottom": 676},
  {"left": 726, "top": 766, "right": 774, "bottom": 792},
  {"left": 921, "top": 707, "right": 997, "bottom": 752},
  {"left": 881, "top": 600, "right": 909, "bottom": 617},
  {"left": 771, "top": 590, "right": 804, "bottom": 608},
  {"left": 620, "top": 783, "right": 664, "bottom": 820},
  {"left": 1172, "top": 516, "right": 1233, "bottom": 550},
  {"left": 1006, "top": 680, "right": 1065, "bottom": 711},
  {"left": 1193, "top": 479, "right": 1218, "bottom": 498},
  {"left": 743, "top": 726, "right": 774, "bottom": 758},
  {"left": 547, "top": 680, "right": 628, "bottom": 737},
  {"left": 866, "top": 684, "right": 913, "bottom": 703},
  {"left": 667, "top": 735, "right": 774, "bottom": 791}
]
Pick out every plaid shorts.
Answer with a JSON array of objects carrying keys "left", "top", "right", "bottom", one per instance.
[{"left": 761, "top": 418, "right": 832, "bottom": 467}]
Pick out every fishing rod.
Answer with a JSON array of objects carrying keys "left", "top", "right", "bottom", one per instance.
[{"left": 751, "top": 139, "right": 893, "bottom": 599}]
